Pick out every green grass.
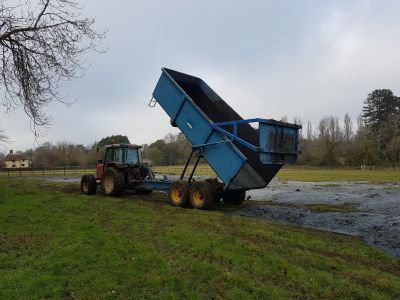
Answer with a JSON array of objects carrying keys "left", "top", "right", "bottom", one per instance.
[
  {"left": 277, "top": 168, "right": 400, "bottom": 182},
  {"left": 154, "top": 165, "right": 400, "bottom": 182},
  {"left": 3, "top": 166, "right": 399, "bottom": 183},
  {"left": 153, "top": 165, "right": 216, "bottom": 176},
  {"left": 0, "top": 178, "right": 399, "bottom": 299}
]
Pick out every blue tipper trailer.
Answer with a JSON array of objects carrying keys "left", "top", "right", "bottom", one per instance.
[{"left": 143, "top": 68, "right": 302, "bottom": 210}]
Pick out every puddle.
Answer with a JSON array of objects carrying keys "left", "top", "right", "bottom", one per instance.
[{"left": 233, "top": 180, "right": 400, "bottom": 258}]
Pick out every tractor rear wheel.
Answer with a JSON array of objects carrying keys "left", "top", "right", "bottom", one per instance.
[
  {"left": 222, "top": 190, "right": 246, "bottom": 205},
  {"left": 190, "top": 181, "right": 214, "bottom": 210},
  {"left": 81, "top": 174, "right": 97, "bottom": 195},
  {"left": 102, "top": 167, "right": 125, "bottom": 196},
  {"left": 168, "top": 180, "right": 190, "bottom": 207}
]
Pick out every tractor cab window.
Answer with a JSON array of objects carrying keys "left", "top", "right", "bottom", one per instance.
[
  {"left": 126, "top": 148, "right": 139, "bottom": 165},
  {"left": 113, "top": 148, "right": 124, "bottom": 162},
  {"left": 103, "top": 147, "right": 140, "bottom": 164},
  {"left": 104, "top": 148, "right": 114, "bottom": 163}
]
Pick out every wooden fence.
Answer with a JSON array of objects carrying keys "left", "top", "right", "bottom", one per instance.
[{"left": 0, "top": 167, "right": 96, "bottom": 177}]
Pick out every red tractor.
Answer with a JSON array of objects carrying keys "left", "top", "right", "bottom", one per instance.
[
  {"left": 80, "top": 143, "right": 230, "bottom": 209},
  {"left": 80, "top": 144, "right": 154, "bottom": 196}
]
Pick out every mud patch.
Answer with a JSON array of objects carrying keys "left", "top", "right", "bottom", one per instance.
[
  {"left": 233, "top": 180, "right": 400, "bottom": 258},
  {"left": 38, "top": 183, "right": 80, "bottom": 194},
  {"left": 0, "top": 233, "right": 52, "bottom": 253}
]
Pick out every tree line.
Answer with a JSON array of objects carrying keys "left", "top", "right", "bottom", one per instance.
[
  {"left": 143, "top": 89, "right": 400, "bottom": 168},
  {"left": 298, "top": 89, "right": 400, "bottom": 168},
  {"left": 1, "top": 89, "right": 399, "bottom": 169},
  {"left": 0, "top": 135, "right": 130, "bottom": 168}
]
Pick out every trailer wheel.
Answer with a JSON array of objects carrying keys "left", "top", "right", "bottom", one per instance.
[
  {"left": 168, "top": 180, "right": 189, "bottom": 207},
  {"left": 205, "top": 178, "right": 223, "bottom": 202},
  {"left": 222, "top": 190, "right": 246, "bottom": 205},
  {"left": 81, "top": 174, "right": 97, "bottom": 195},
  {"left": 190, "top": 181, "right": 214, "bottom": 210},
  {"left": 102, "top": 167, "right": 125, "bottom": 196}
]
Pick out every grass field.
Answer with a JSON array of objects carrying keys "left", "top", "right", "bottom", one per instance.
[
  {"left": 0, "top": 178, "right": 399, "bottom": 299},
  {"left": 153, "top": 165, "right": 400, "bottom": 182},
  {"left": 277, "top": 168, "right": 400, "bottom": 182},
  {"left": 2, "top": 166, "right": 400, "bottom": 183}
]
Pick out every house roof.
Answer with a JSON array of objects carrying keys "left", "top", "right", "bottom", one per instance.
[{"left": 3, "top": 154, "right": 28, "bottom": 162}]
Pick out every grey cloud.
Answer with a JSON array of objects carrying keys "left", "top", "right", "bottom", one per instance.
[{"left": 2, "top": 0, "right": 400, "bottom": 151}]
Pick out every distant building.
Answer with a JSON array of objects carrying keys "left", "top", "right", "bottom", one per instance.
[{"left": 3, "top": 150, "right": 30, "bottom": 168}]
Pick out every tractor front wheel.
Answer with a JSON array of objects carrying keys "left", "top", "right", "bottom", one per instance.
[
  {"left": 168, "top": 180, "right": 190, "bottom": 207},
  {"left": 102, "top": 167, "right": 125, "bottom": 196},
  {"left": 190, "top": 181, "right": 214, "bottom": 210},
  {"left": 81, "top": 174, "right": 97, "bottom": 195}
]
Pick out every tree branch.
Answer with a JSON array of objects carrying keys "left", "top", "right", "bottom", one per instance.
[{"left": 0, "top": 0, "right": 105, "bottom": 136}]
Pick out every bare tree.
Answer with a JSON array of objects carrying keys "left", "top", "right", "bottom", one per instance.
[
  {"left": 343, "top": 113, "right": 353, "bottom": 142},
  {"left": 306, "top": 121, "right": 313, "bottom": 140},
  {"left": 293, "top": 116, "right": 303, "bottom": 137},
  {"left": 386, "top": 136, "right": 400, "bottom": 168},
  {"left": 0, "top": 0, "right": 104, "bottom": 134},
  {"left": 318, "top": 116, "right": 343, "bottom": 167}
]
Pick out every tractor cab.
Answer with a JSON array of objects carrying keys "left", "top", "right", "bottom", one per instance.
[
  {"left": 103, "top": 144, "right": 142, "bottom": 165},
  {"left": 82, "top": 143, "right": 153, "bottom": 196},
  {"left": 96, "top": 144, "right": 142, "bottom": 180}
]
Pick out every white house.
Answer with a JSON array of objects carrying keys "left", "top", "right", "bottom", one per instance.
[{"left": 3, "top": 150, "right": 30, "bottom": 168}]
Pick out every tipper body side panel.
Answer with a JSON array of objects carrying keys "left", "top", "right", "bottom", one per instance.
[
  {"left": 153, "top": 72, "right": 247, "bottom": 186},
  {"left": 152, "top": 68, "right": 301, "bottom": 191}
]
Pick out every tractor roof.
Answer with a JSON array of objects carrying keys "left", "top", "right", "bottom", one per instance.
[{"left": 104, "top": 143, "right": 141, "bottom": 149}]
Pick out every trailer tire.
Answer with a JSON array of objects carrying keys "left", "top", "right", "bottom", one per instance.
[
  {"left": 81, "top": 174, "right": 97, "bottom": 195},
  {"left": 205, "top": 178, "right": 223, "bottom": 202},
  {"left": 190, "top": 181, "right": 214, "bottom": 210},
  {"left": 102, "top": 167, "right": 125, "bottom": 196},
  {"left": 168, "top": 180, "right": 190, "bottom": 207},
  {"left": 222, "top": 190, "right": 246, "bottom": 205}
]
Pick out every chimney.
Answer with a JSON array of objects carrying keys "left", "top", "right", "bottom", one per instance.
[{"left": 9, "top": 150, "right": 13, "bottom": 154}]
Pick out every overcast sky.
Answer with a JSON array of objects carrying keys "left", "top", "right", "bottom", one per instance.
[{"left": 1, "top": 0, "right": 400, "bottom": 153}]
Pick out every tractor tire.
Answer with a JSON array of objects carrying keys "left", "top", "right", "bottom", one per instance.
[
  {"left": 205, "top": 178, "right": 223, "bottom": 202},
  {"left": 222, "top": 190, "right": 246, "bottom": 205},
  {"left": 81, "top": 174, "right": 97, "bottom": 195},
  {"left": 102, "top": 167, "right": 126, "bottom": 196},
  {"left": 190, "top": 181, "right": 214, "bottom": 210},
  {"left": 168, "top": 180, "right": 190, "bottom": 207},
  {"left": 134, "top": 188, "right": 153, "bottom": 195}
]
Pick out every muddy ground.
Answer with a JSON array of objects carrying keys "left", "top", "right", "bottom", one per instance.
[
  {"left": 17, "top": 176, "right": 400, "bottom": 258},
  {"left": 238, "top": 180, "right": 400, "bottom": 258}
]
